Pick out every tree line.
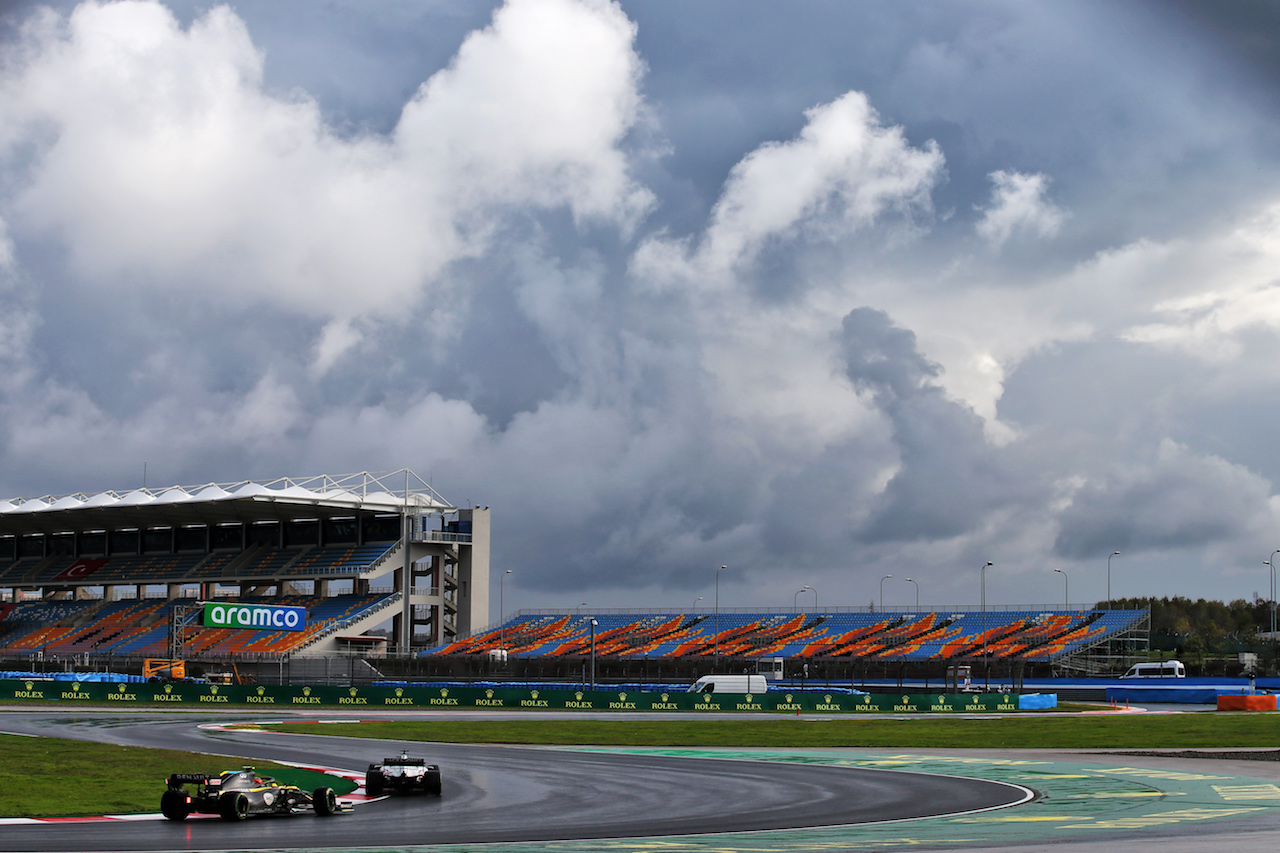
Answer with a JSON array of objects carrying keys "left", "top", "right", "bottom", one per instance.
[{"left": 1106, "top": 596, "right": 1276, "bottom": 655}]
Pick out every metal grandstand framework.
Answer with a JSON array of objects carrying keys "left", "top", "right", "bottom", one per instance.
[{"left": 0, "top": 470, "right": 490, "bottom": 657}]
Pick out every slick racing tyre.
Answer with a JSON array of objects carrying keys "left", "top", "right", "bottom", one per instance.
[
  {"left": 365, "top": 771, "right": 384, "bottom": 797},
  {"left": 426, "top": 769, "right": 442, "bottom": 797},
  {"left": 219, "top": 791, "right": 249, "bottom": 821},
  {"left": 160, "top": 790, "right": 190, "bottom": 822},
  {"left": 313, "top": 786, "right": 338, "bottom": 816}
]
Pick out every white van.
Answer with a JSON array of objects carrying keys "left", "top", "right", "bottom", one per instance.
[
  {"left": 688, "top": 674, "right": 768, "bottom": 694},
  {"left": 1120, "top": 660, "right": 1186, "bottom": 678}
]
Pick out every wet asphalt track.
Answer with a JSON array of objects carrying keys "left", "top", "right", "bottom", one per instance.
[{"left": 0, "top": 712, "right": 1030, "bottom": 851}]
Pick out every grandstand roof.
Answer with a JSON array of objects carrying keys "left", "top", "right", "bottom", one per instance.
[{"left": 0, "top": 470, "right": 453, "bottom": 535}]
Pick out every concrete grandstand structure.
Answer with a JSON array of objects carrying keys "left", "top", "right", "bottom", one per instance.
[
  {"left": 0, "top": 468, "right": 1152, "bottom": 682},
  {"left": 0, "top": 471, "right": 490, "bottom": 664}
]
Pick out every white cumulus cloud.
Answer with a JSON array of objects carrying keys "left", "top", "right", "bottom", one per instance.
[
  {"left": 0, "top": 0, "right": 650, "bottom": 321},
  {"left": 700, "top": 90, "right": 944, "bottom": 276},
  {"left": 975, "top": 169, "right": 1066, "bottom": 247}
]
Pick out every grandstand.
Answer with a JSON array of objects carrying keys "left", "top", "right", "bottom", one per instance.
[
  {"left": 427, "top": 607, "right": 1149, "bottom": 671},
  {"left": 0, "top": 471, "right": 490, "bottom": 666},
  {"left": 0, "top": 468, "right": 1153, "bottom": 682}
]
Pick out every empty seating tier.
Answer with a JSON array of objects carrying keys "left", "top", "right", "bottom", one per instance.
[
  {"left": 424, "top": 609, "right": 1145, "bottom": 661},
  {"left": 0, "top": 593, "right": 396, "bottom": 659}
]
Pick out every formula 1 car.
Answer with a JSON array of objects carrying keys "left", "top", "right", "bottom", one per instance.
[
  {"left": 161, "top": 767, "right": 345, "bottom": 821},
  {"left": 365, "top": 750, "right": 442, "bottom": 796}
]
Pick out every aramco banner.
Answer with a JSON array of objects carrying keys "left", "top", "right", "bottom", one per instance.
[{"left": 202, "top": 602, "right": 307, "bottom": 632}]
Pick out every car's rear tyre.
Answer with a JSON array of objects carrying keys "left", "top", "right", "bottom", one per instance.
[
  {"left": 160, "top": 790, "right": 190, "bottom": 821},
  {"left": 426, "top": 769, "right": 442, "bottom": 797},
  {"left": 219, "top": 791, "right": 249, "bottom": 821},
  {"left": 313, "top": 786, "right": 338, "bottom": 816},
  {"left": 365, "top": 770, "right": 384, "bottom": 797}
]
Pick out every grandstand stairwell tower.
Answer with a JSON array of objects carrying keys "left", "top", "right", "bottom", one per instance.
[{"left": 392, "top": 506, "right": 489, "bottom": 652}]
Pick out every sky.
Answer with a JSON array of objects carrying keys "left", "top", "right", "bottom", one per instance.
[{"left": 2, "top": 0, "right": 1280, "bottom": 617}]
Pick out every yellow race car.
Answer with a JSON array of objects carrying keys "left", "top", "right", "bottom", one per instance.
[{"left": 161, "top": 767, "right": 345, "bottom": 821}]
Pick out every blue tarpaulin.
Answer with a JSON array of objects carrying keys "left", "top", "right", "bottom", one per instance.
[
  {"left": 0, "top": 671, "right": 144, "bottom": 683},
  {"left": 1107, "top": 686, "right": 1249, "bottom": 704}
]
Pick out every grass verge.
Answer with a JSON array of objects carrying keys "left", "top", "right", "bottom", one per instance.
[
  {"left": 263, "top": 713, "right": 1280, "bottom": 750},
  {"left": 7, "top": 711, "right": 1280, "bottom": 818},
  {"left": 0, "top": 734, "right": 353, "bottom": 818}
]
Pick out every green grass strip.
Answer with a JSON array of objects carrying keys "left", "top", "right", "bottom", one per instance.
[
  {"left": 0, "top": 734, "right": 355, "bottom": 817},
  {"left": 267, "top": 713, "right": 1280, "bottom": 749},
  {"left": 7, "top": 712, "right": 1279, "bottom": 818}
]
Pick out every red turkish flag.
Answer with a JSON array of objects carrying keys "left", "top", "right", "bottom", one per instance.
[{"left": 53, "top": 558, "right": 106, "bottom": 581}]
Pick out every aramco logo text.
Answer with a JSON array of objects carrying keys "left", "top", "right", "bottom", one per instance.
[{"left": 203, "top": 603, "right": 306, "bottom": 632}]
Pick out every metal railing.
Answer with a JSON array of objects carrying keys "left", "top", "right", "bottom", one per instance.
[
  {"left": 410, "top": 531, "right": 472, "bottom": 544},
  {"left": 513, "top": 603, "right": 1131, "bottom": 616}
]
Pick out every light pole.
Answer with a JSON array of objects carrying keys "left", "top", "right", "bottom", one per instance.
[
  {"left": 589, "top": 618, "right": 598, "bottom": 690},
  {"left": 1106, "top": 551, "right": 1120, "bottom": 608},
  {"left": 1053, "top": 568, "right": 1068, "bottom": 610},
  {"left": 499, "top": 569, "right": 512, "bottom": 655},
  {"left": 905, "top": 577, "right": 919, "bottom": 611},
  {"left": 807, "top": 585, "right": 818, "bottom": 612},
  {"left": 1268, "top": 550, "right": 1280, "bottom": 638},
  {"left": 880, "top": 575, "right": 892, "bottom": 611},
  {"left": 794, "top": 585, "right": 811, "bottom": 612},
  {"left": 691, "top": 596, "right": 703, "bottom": 613},
  {"left": 716, "top": 565, "right": 726, "bottom": 661},
  {"left": 981, "top": 561, "right": 993, "bottom": 688},
  {"left": 1267, "top": 550, "right": 1280, "bottom": 674}
]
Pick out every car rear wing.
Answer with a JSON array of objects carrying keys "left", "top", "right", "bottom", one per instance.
[{"left": 166, "top": 773, "right": 211, "bottom": 786}]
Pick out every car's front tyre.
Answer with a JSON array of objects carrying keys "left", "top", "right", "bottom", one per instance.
[{"left": 313, "top": 786, "right": 338, "bottom": 816}]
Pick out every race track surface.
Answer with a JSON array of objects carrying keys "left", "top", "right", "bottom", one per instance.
[
  {"left": 0, "top": 712, "right": 1029, "bottom": 851},
  {"left": 8, "top": 710, "right": 1280, "bottom": 853}
]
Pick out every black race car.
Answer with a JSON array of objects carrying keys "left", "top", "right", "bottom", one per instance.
[
  {"left": 161, "top": 767, "right": 345, "bottom": 821},
  {"left": 365, "top": 750, "right": 442, "bottom": 796}
]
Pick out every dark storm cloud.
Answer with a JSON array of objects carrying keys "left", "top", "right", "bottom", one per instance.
[
  {"left": 1161, "top": 0, "right": 1280, "bottom": 109},
  {"left": 839, "top": 308, "right": 941, "bottom": 404},
  {"left": 1053, "top": 441, "right": 1274, "bottom": 557},
  {"left": 1, "top": 0, "right": 1280, "bottom": 610},
  {"left": 839, "top": 308, "right": 1028, "bottom": 543}
]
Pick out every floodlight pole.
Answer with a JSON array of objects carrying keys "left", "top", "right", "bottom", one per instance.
[
  {"left": 1268, "top": 550, "right": 1280, "bottom": 674},
  {"left": 905, "top": 577, "right": 919, "bottom": 611},
  {"left": 1106, "top": 550, "right": 1121, "bottom": 664},
  {"left": 1269, "top": 551, "right": 1279, "bottom": 639},
  {"left": 981, "top": 561, "right": 993, "bottom": 689},
  {"left": 715, "top": 565, "right": 726, "bottom": 662},
  {"left": 794, "top": 585, "right": 810, "bottom": 612},
  {"left": 1106, "top": 551, "right": 1120, "bottom": 609},
  {"left": 589, "top": 618, "right": 598, "bottom": 690},
  {"left": 499, "top": 569, "right": 512, "bottom": 656}
]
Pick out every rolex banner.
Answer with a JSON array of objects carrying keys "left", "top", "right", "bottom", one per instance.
[{"left": 0, "top": 680, "right": 1049, "bottom": 712}]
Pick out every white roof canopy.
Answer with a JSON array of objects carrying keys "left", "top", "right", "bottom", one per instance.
[{"left": 0, "top": 470, "right": 457, "bottom": 535}]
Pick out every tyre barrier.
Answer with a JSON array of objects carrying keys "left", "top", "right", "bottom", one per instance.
[{"left": 0, "top": 679, "right": 1054, "bottom": 712}]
